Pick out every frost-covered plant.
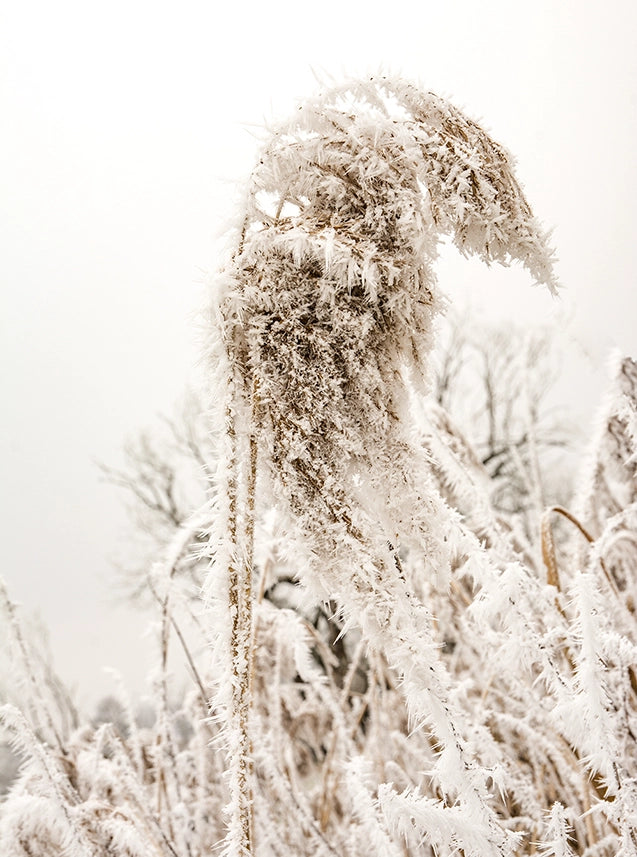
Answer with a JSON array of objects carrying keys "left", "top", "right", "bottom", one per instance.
[
  {"left": 2, "top": 368, "right": 637, "bottom": 857},
  {"left": 207, "top": 74, "right": 559, "bottom": 855},
  {"left": 2, "top": 75, "right": 637, "bottom": 857}
]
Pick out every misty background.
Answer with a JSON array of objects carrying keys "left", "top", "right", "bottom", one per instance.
[{"left": 1, "top": 0, "right": 636, "bottom": 710}]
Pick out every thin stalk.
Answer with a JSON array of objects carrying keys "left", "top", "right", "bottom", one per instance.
[{"left": 227, "top": 383, "right": 258, "bottom": 855}]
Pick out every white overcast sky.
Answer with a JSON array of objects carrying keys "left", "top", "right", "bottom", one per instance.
[{"left": 1, "top": 0, "right": 636, "bottom": 708}]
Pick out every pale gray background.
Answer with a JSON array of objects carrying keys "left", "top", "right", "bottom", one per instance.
[{"left": 1, "top": 0, "right": 635, "bottom": 708}]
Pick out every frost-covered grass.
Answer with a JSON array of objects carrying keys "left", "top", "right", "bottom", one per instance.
[{"left": 2, "top": 76, "right": 637, "bottom": 856}]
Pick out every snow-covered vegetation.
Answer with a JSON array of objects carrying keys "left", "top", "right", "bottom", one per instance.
[{"left": 2, "top": 75, "right": 637, "bottom": 856}]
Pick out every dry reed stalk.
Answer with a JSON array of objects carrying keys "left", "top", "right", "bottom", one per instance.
[
  {"left": 542, "top": 504, "right": 624, "bottom": 603},
  {"left": 225, "top": 398, "right": 256, "bottom": 854},
  {"left": 541, "top": 509, "right": 561, "bottom": 590},
  {"left": 219, "top": 376, "right": 260, "bottom": 855}
]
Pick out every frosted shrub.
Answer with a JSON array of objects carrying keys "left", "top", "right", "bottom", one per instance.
[{"left": 1, "top": 75, "right": 636, "bottom": 857}]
